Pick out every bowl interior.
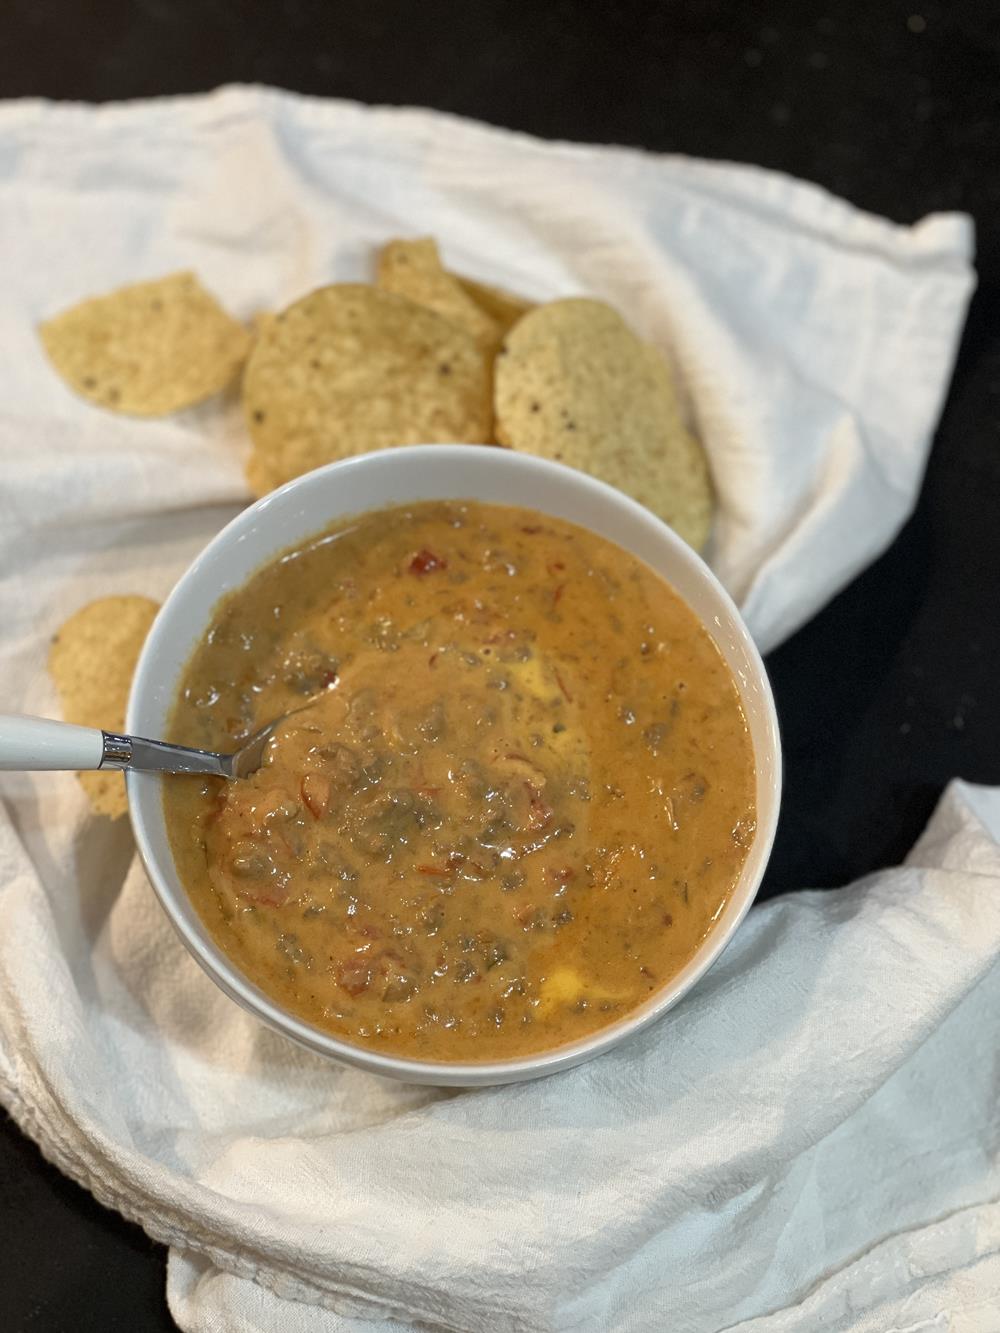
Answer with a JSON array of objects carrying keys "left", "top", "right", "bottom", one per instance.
[{"left": 127, "top": 445, "right": 781, "bottom": 1085}]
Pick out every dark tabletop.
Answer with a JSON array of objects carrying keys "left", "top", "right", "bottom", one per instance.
[{"left": 2, "top": 1, "right": 998, "bottom": 1328}]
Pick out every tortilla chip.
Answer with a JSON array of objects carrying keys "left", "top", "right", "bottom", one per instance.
[
  {"left": 39, "top": 271, "right": 251, "bottom": 416},
  {"left": 376, "top": 238, "right": 501, "bottom": 354},
  {"left": 250, "top": 310, "right": 277, "bottom": 339},
  {"left": 453, "top": 274, "right": 534, "bottom": 336},
  {"left": 243, "top": 283, "right": 492, "bottom": 496},
  {"left": 493, "top": 299, "right": 714, "bottom": 550},
  {"left": 48, "top": 596, "right": 160, "bottom": 818}
]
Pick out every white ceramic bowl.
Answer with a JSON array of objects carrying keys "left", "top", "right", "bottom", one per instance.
[{"left": 127, "top": 445, "right": 781, "bottom": 1086}]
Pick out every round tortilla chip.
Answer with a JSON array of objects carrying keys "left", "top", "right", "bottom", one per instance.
[
  {"left": 48, "top": 595, "right": 161, "bottom": 819},
  {"left": 39, "top": 271, "right": 251, "bottom": 416},
  {"left": 376, "top": 238, "right": 501, "bottom": 354},
  {"left": 493, "top": 299, "right": 713, "bottom": 550},
  {"left": 243, "top": 284, "right": 492, "bottom": 496}
]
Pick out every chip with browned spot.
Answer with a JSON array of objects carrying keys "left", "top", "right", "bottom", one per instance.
[
  {"left": 242, "top": 283, "right": 492, "bottom": 496},
  {"left": 39, "top": 272, "right": 251, "bottom": 416},
  {"left": 494, "top": 299, "right": 714, "bottom": 550}
]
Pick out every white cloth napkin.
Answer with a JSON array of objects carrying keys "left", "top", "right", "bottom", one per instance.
[{"left": 0, "top": 86, "right": 984, "bottom": 1332}]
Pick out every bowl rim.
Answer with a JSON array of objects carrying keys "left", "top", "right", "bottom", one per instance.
[{"left": 127, "top": 444, "right": 782, "bottom": 1085}]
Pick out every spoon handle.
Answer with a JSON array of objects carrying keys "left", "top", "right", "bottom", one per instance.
[
  {"left": 0, "top": 714, "right": 231, "bottom": 777},
  {"left": 0, "top": 714, "right": 104, "bottom": 770}
]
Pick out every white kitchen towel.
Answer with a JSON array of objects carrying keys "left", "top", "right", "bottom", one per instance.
[
  {"left": 0, "top": 85, "right": 983, "bottom": 1332},
  {"left": 0, "top": 85, "right": 974, "bottom": 652}
]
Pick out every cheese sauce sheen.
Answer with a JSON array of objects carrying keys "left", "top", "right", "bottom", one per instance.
[{"left": 163, "top": 501, "right": 756, "bottom": 1060}]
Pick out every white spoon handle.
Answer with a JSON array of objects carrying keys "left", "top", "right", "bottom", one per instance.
[
  {"left": 0, "top": 713, "right": 105, "bottom": 771},
  {"left": 0, "top": 712, "right": 237, "bottom": 777}
]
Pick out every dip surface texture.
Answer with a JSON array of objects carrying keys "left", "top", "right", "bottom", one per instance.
[{"left": 164, "top": 501, "right": 756, "bottom": 1060}]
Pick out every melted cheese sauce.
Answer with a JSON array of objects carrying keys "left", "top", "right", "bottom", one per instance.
[{"left": 164, "top": 502, "right": 755, "bottom": 1061}]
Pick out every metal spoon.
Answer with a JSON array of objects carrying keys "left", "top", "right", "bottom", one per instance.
[{"left": 0, "top": 712, "right": 288, "bottom": 781}]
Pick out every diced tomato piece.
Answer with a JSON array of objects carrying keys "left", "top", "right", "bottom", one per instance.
[
  {"left": 201, "top": 790, "right": 229, "bottom": 828},
  {"left": 300, "top": 773, "right": 331, "bottom": 818},
  {"left": 336, "top": 959, "right": 373, "bottom": 996},
  {"left": 547, "top": 866, "right": 575, "bottom": 884},
  {"left": 409, "top": 549, "right": 447, "bottom": 575},
  {"left": 243, "top": 884, "right": 291, "bottom": 908},
  {"left": 525, "top": 783, "right": 553, "bottom": 830}
]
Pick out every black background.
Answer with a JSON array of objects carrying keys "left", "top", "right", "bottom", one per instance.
[{"left": 2, "top": 1, "right": 998, "bottom": 1328}]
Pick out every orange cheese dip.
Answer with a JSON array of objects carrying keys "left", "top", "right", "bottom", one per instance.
[{"left": 164, "top": 501, "right": 755, "bottom": 1061}]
